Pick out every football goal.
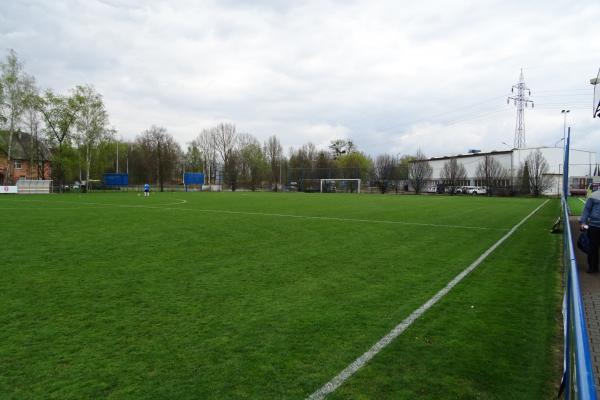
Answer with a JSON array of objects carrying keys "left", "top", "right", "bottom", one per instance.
[{"left": 319, "top": 179, "right": 361, "bottom": 194}]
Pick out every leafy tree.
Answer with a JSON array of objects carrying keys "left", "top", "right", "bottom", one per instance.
[
  {"left": 184, "top": 141, "right": 203, "bottom": 173},
  {"left": 22, "top": 79, "right": 43, "bottom": 179},
  {"left": 72, "top": 85, "right": 111, "bottom": 189},
  {"left": 315, "top": 150, "right": 334, "bottom": 178},
  {"left": 336, "top": 151, "right": 373, "bottom": 182},
  {"left": 240, "top": 140, "right": 267, "bottom": 191},
  {"left": 393, "top": 155, "right": 414, "bottom": 190},
  {"left": 38, "top": 90, "right": 78, "bottom": 189},
  {"left": 224, "top": 150, "right": 241, "bottom": 191},
  {"left": 328, "top": 138, "right": 356, "bottom": 159},
  {"left": 0, "top": 49, "right": 31, "bottom": 184}
]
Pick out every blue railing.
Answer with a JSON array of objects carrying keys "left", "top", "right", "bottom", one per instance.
[{"left": 562, "top": 197, "right": 597, "bottom": 399}]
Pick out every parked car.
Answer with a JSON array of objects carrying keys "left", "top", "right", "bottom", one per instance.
[{"left": 465, "top": 186, "right": 487, "bottom": 195}]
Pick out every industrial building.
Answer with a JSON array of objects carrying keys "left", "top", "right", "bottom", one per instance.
[{"left": 421, "top": 146, "right": 596, "bottom": 196}]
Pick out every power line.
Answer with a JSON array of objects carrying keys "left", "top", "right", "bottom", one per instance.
[{"left": 507, "top": 69, "right": 534, "bottom": 148}]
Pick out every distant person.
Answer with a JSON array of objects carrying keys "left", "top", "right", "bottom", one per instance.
[
  {"left": 580, "top": 190, "right": 600, "bottom": 273},
  {"left": 144, "top": 183, "right": 150, "bottom": 197}
]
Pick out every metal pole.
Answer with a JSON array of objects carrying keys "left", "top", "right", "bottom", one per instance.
[{"left": 561, "top": 110, "right": 570, "bottom": 150}]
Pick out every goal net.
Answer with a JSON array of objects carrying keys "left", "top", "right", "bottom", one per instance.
[{"left": 319, "top": 179, "right": 361, "bottom": 194}]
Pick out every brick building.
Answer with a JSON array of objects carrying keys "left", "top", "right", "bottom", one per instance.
[{"left": 0, "top": 130, "right": 52, "bottom": 184}]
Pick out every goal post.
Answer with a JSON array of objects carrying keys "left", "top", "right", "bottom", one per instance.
[{"left": 319, "top": 178, "right": 361, "bottom": 194}]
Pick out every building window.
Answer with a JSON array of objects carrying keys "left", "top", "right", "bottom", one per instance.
[{"left": 14, "top": 160, "right": 22, "bottom": 169}]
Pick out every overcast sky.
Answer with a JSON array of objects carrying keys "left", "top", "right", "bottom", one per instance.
[{"left": 2, "top": 0, "right": 600, "bottom": 158}]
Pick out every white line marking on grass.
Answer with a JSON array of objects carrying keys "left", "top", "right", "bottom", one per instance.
[
  {"left": 0, "top": 207, "right": 111, "bottom": 210},
  {"left": 186, "top": 209, "right": 507, "bottom": 231},
  {"left": 307, "top": 199, "right": 549, "bottom": 400},
  {"left": 160, "top": 198, "right": 187, "bottom": 205},
  {"left": 2, "top": 198, "right": 506, "bottom": 231},
  {"left": 580, "top": 198, "right": 586, "bottom": 204}
]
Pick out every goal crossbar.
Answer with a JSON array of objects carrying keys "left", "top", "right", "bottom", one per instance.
[{"left": 319, "top": 179, "right": 361, "bottom": 194}]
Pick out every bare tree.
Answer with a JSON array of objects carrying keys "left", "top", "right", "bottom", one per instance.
[
  {"left": 264, "top": 135, "right": 283, "bottom": 191},
  {"left": 373, "top": 154, "right": 396, "bottom": 193},
  {"left": 408, "top": 149, "right": 432, "bottom": 194},
  {"left": 214, "top": 123, "right": 237, "bottom": 189},
  {"left": 137, "top": 126, "right": 181, "bottom": 191},
  {"left": 475, "top": 155, "right": 507, "bottom": 195},
  {"left": 441, "top": 158, "right": 467, "bottom": 194},
  {"left": 526, "top": 150, "right": 551, "bottom": 197},
  {"left": 195, "top": 128, "right": 217, "bottom": 186}
]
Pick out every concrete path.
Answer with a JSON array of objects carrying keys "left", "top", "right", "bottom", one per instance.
[{"left": 570, "top": 216, "right": 600, "bottom": 395}]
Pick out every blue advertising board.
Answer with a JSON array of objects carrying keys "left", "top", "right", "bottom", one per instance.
[
  {"left": 183, "top": 172, "right": 204, "bottom": 185},
  {"left": 103, "top": 173, "right": 129, "bottom": 186}
]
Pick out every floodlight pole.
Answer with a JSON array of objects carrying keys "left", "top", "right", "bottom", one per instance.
[
  {"left": 116, "top": 138, "right": 119, "bottom": 173},
  {"left": 561, "top": 110, "right": 570, "bottom": 147}
]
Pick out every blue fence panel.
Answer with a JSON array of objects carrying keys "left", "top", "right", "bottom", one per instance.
[
  {"left": 562, "top": 198, "right": 597, "bottom": 399},
  {"left": 103, "top": 173, "right": 128, "bottom": 186},
  {"left": 183, "top": 172, "right": 204, "bottom": 185}
]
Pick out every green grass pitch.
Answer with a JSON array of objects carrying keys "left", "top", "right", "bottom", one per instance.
[
  {"left": 568, "top": 195, "right": 586, "bottom": 216},
  {"left": 0, "top": 192, "right": 561, "bottom": 399}
]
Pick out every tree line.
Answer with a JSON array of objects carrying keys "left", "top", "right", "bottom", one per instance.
[{"left": 0, "top": 49, "right": 552, "bottom": 196}]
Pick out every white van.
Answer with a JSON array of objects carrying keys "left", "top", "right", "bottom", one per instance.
[{"left": 466, "top": 186, "right": 487, "bottom": 195}]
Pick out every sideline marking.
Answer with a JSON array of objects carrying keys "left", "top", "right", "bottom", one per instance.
[
  {"left": 0, "top": 206, "right": 111, "bottom": 210},
  {"left": 580, "top": 198, "right": 586, "bottom": 204},
  {"left": 1, "top": 198, "right": 506, "bottom": 231},
  {"left": 307, "top": 199, "right": 549, "bottom": 400},
  {"left": 188, "top": 209, "right": 507, "bottom": 231}
]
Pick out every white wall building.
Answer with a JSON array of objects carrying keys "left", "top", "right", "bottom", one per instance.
[{"left": 422, "top": 146, "right": 596, "bottom": 195}]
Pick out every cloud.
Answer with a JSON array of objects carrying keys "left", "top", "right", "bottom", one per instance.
[{"left": 2, "top": 0, "right": 600, "bottom": 158}]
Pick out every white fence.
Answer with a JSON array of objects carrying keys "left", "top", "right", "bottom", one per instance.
[
  {"left": 0, "top": 185, "right": 18, "bottom": 194},
  {"left": 16, "top": 179, "right": 52, "bottom": 194}
]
